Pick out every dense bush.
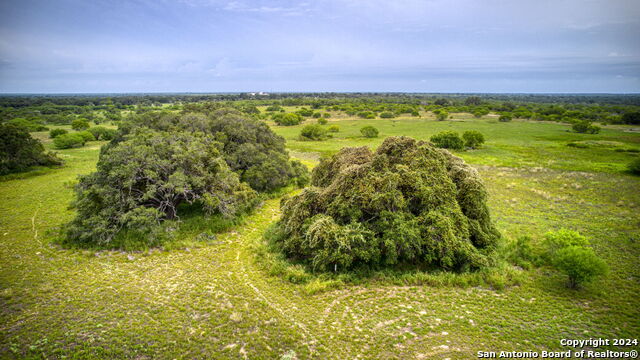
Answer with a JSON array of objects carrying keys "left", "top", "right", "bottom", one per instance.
[
  {"left": 430, "top": 131, "right": 464, "bottom": 150},
  {"left": 498, "top": 114, "right": 512, "bottom": 122},
  {"left": 49, "top": 128, "right": 68, "bottom": 138},
  {"left": 462, "top": 130, "right": 485, "bottom": 149},
  {"left": 300, "top": 124, "right": 328, "bottom": 141},
  {"left": 543, "top": 229, "right": 607, "bottom": 288},
  {"left": 317, "top": 118, "right": 328, "bottom": 125},
  {"left": 379, "top": 111, "right": 395, "bottom": 118},
  {"left": 88, "top": 126, "right": 116, "bottom": 140},
  {"left": 312, "top": 112, "right": 322, "bottom": 118},
  {"left": 272, "top": 113, "right": 303, "bottom": 126},
  {"left": 629, "top": 157, "right": 640, "bottom": 174},
  {"left": 65, "top": 129, "right": 259, "bottom": 246},
  {"left": 572, "top": 121, "right": 601, "bottom": 134},
  {"left": 53, "top": 133, "right": 86, "bottom": 149},
  {"left": 296, "top": 108, "right": 314, "bottom": 117},
  {"left": 434, "top": 109, "right": 449, "bottom": 121},
  {"left": 621, "top": 111, "right": 640, "bottom": 125},
  {"left": 71, "top": 118, "right": 90, "bottom": 130},
  {"left": 266, "top": 105, "right": 283, "bottom": 112},
  {"left": 553, "top": 246, "right": 608, "bottom": 288},
  {"left": 77, "top": 130, "right": 96, "bottom": 142},
  {"left": 328, "top": 125, "right": 340, "bottom": 133},
  {"left": 267, "top": 136, "right": 500, "bottom": 271},
  {"left": 120, "top": 110, "right": 308, "bottom": 192},
  {"left": 0, "top": 123, "right": 62, "bottom": 175},
  {"left": 360, "top": 125, "right": 379, "bottom": 138},
  {"left": 357, "top": 111, "right": 375, "bottom": 119}
]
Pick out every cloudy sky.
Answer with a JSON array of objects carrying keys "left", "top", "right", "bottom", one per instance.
[{"left": 0, "top": 0, "right": 639, "bottom": 93}]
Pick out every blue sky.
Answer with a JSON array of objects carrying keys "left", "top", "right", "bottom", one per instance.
[{"left": 0, "top": 0, "right": 639, "bottom": 93}]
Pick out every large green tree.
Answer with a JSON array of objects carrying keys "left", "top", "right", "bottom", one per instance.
[{"left": 0, "top": 123, "right": 61, "bottom": 175}]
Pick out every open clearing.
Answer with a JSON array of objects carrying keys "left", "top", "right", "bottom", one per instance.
[{"left": 1, "top": 114, "right": 639, "bottom": 359}]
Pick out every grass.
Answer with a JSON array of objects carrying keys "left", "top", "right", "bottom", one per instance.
[{"left": 1, "top": 116, "right": 639, "bottom": 358}]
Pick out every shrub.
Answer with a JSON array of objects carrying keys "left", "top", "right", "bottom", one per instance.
[
  {"left": 71, "top": 119, "right": 90, "bottom": 130},
  {"left": 312, "top": 112, "right": 322, "bottom": 118},
  {"left": 430, "top": 131, "right": 464, "bottom": 150},
  {"left": 553, "top": 246, "right": 608, "bottom": 288},
  {"left": 357, "top": 111, "right": 375, "bottom": 119},
  {"left": 360, "top": 126, "right": 379, "bottom": 138},
  {"left": 542, "top": 228, "right": 589, "bottom": 258},
  {"left": 317, "top": 118, "right": 328, "bottom": 125},
  {"left": 0, "top": 123, "right": 62, "bottom": 175},
  {"left": 65, "top": 129, "right": 259, "bottom": 247},
  {"left": 300, "top": 124, "right": 328, "bottom": 141},
  {"left": 505, "top": 236, "right": 541, "bottom": 270},
  {"left": 434, "top": 109, "right": 449, "bottom": 121},
  {"left": 621, "top": 111, "right": 640, "bottom": 125},
  {"left": 77, "top": 130, "right": 96, "bottom": 142},
  {"left": 379, "top": 111, "right": 395, "bottom": 119},
  {"left": 328, "top": 125, "right": 340, "bottom": 133},
  {"left": 462, "top": 130, "right": 485, "bottom": 149},
  {"left": 628, "top": 157, "right": 640, "bottom": 175},
  {"left": 273, "top": 113, "right": 303, "bottom": 126},
  {"left": 88, "top": 126, "right": 109, "bottom": 140},
  {"left": 472, "top": 108, "right": 490, "bottom": 118},
  {"left": 572, "top": 121, "right": 600, "bottom": 134},
  {"left": 266, "top": 105, "right": 283, "bottom": 112},
  {"left": 53, "top": 133, "right": 86, "bottom": 149},
  {"left": 268, "top": 136, "right": 500, "bottom": 271},
  {"left": 498, "top": 114, "right": 512, "bottom": 122},
  {"left": 296, "top": 108, "right": 314, "bottom": 117},
  {"left": 49, "top": 128, "right": 68, "bottom": 139}
]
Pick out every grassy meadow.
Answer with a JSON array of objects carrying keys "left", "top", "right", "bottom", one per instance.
[{"left": 1, "top": 112, "right": 639, "bottom": 358}]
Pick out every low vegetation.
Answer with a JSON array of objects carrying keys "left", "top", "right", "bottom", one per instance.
[{"left": 0, "top": 123, "right": 61, "bottom": 175}]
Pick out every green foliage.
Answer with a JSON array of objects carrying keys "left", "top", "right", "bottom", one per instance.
[
  {"left": 8, "top": 118, "right": 48, "bottom": 132},
  {"left": 553, "top": 246, "right": 608, "bottom": 288},
  {"left": 434, "top": 109, "right": 449, "bottom": 121},
  {"left": 266, "top": 105, "right": 283, "bottom": 112},
  {"left": 268, "top": 137, "right": 500, "bottom": 272},
  {"left": 328, "top": 125, "right": 340, "bottom": 133},
  {"left": 504, "top": 236, "right": 541, "bottom": 270},
  {"left": 317, "top": 118, "right": 328, "bottom": 125},
  {"left": 462, "top": 130, "right": 485, "bottom": 149},
  {"left": 273, "top": 113, "right": 303, "bottom": 126},
  {"left": 621, "top": 111, "right": 640, "bottom": 125},
  {"left": 542, "top": 229, "right": 607, "bottom": 288},
  {"left": 49, "top": 128, "right": 68, "bottom": 138},
  {"left": 360, "top": 125, "right": 379, "bottom": 138},
  {"left": 71, "top": 118, "right": 90, "bottom": 130},
  {"left": 357, "top": 111, "right": 375, "bottom": 119},
  {"left": 472, "top": 107, "right": 490, "bottom": 118},
  {"left": 300, "top": 124, "right": 328, "bottom": 141},
  {"left": 430, "top": 131, "right": 464, "bottom": 150},
  {"left": 122, "top": 110, "right": 308, "bottom": 192},
  {"left": 77, "top": 130, "right": 96, "bottom": 142},
  {"left": 312, "top": 112, "right": 322, "bottom": 118},
  {"left": 88, "top": 126, "right": 113, "bottom": 140},
  {"left": 628, "top": 157, "right": 640, "bottom": 174},
  {"left": 296, "top": 108, "right": 314, "bottom": 117},
  {"left": 0, "top": 123, "right": 61, "bottom": 175},
  {"left": 379, "top": 111, "right": 395, "bottom": 119},
  {"left": 572, "top": 121, "right": 601, "bottom": 134},
  {"left": 53, "top": 133, "right": 86, "bottom": 149},
  {"left": 65, "top": 128, "right": 259, "bottom": 247},
  {"left": 498, "top": 114, "right": 513, "bottom": 122}
]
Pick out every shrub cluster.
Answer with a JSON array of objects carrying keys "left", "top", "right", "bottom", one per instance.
[
  {"left": 272, "top": 113, "right": 303, "bottom": 126},
  {"left": 572, "top": 121, "right": 601, "bottom": 134},
  {"left": 267, "top": 136, "right": 500, "bottom": 271},
  {"left": 462, "top": 130, "right": 485, "bottom": 149},
  {"left": 49, "top": 128, "right": 68, "bottom": 138},
  {"left": 53, "top": 133, "right": 86, "bottom": 149},
  {"left": 430, "top": 131, "right": 464, "bottom": 150}
]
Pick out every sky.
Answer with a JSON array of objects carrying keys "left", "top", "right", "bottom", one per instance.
[{"left": 0, "top": 0, "right": 639, "bottom": 93}]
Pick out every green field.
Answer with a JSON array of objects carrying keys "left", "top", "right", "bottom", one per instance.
[{"left": 1, "top": 115, "right": 639, "bottom": 358}]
